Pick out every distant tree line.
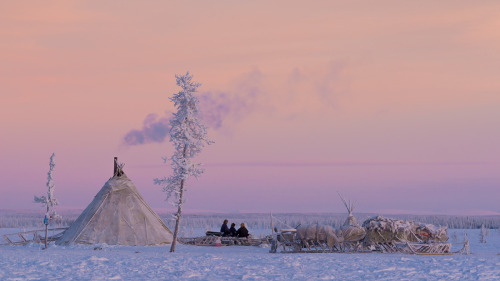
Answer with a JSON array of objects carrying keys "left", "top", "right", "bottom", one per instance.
[
  {"left": 1, "top": 210, "right": 498, "bottom": 231},
  {"left": 159, "top": 213, "right": 500, "bottom": 234},
  {"left": 0, "top": 210, "right": 74, "bottom": 228}
]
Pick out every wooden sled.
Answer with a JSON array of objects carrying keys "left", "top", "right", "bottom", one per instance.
[
  {"left": 270, "top": 229, "right": 467, "bottom": 255},
  {"left": 178, "top": 235, "right": 265, "bottom": 247},
  {"left": 1, "top": 228, "right": 67, "bottom": 246}
]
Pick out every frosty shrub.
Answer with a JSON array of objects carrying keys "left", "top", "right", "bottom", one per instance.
[
  {"left": 34, "top": 153, "right": 60, "bottom": 223},
  {"left": 479, "top": 225, "right": 489, "bottom": 243}
]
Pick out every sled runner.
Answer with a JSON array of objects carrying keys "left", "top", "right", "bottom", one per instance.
[
  {"left": 1, "top": 228, "right": 67, "bottom": 246},
  {"left": 178, "top": 235, "right": 265, "bottom": 246}
]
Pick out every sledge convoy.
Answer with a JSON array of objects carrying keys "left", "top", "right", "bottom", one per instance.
[
  {"left": 269, "top": 196, "right": 469, "bottom": 255},
  {"left": 175, "top": 195, "right": 468, "bottom": 255},
  {"left": 271, "top": 216, "right": 462, "bottom": 254}
]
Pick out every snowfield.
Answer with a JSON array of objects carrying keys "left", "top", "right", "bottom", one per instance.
[{"left": 0, "top": 229, "right": 499, "bottom": 280}]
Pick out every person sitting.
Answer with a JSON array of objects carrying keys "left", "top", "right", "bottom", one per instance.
[
  {"left": 229, "top": 223, "right": 237, "bottom": 237},
  {"left": 220, "top": 219, "right": 230, "bottom": 236},
  {"left": 236, "top": 223, "right": 249, "bottom": 238}
]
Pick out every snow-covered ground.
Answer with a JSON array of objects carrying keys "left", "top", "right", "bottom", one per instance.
[{"left": 0, "top": 228, "right": 499, "bottom": 280}]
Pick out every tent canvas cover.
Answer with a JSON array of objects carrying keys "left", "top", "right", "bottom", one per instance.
[{"left": 56, "top": 173, "right": 173, "bottom": 246}]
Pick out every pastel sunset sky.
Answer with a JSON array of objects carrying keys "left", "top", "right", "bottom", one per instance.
[{"left": 1, "top": 1, "right": 499, "bottom": 215}]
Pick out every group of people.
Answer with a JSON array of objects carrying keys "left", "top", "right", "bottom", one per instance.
[{"left": 220, "top": 219, "right": 249, "bottom": 238}]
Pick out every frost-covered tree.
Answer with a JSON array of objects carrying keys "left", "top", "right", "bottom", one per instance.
[
  {"left": 34, "top": 153, "right": 59, "bottom": 248},
  {"left": 154, "top": 72, "right": 212, "bottom": 252},
  {"left": 479, "top": 224, "right": 489, "bottom": 243}
]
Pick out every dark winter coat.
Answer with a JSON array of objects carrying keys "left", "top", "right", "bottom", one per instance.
[
  {"left": 236, "top": 226, "right": 249, "bottom": 238},
  {"left": 220, "top": 223, "right": 230, "bottom": 236},
  {"left": 229, "top": 227, "right": 237, "bottom": 237}
]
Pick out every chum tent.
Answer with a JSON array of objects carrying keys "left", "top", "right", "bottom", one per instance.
[
  {"left": 56, "top": 160, "right": 173, "bottom": 246},
  {"left": 338, "top": 194, "right": 366, "bottom": 242}
]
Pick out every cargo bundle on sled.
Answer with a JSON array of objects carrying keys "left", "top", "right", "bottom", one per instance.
[{"left": 362, "top": 216, "right": 453, "bottom": 254}]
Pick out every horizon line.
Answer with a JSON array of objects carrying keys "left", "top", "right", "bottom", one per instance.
[
  {"left": 2, "top": 207, "right": 498, "bottom": 217},
  {"left": 129, "top": 160, "right": 499, "bottom": 168}
]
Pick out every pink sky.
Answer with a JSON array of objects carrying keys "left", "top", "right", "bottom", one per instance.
[{"left": 1, "top": 1, "right": 499, "bottom": 215}]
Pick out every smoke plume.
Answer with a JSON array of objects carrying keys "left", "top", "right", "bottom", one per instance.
[
  {"left": 122, "top": 64, "right": 348, "bottom": 146},
  {"left": 123, "top": 113, "right": 171, "bottom": 145},
  {"left": 123, "top": 70, "right": 263, "bottom": 146}
]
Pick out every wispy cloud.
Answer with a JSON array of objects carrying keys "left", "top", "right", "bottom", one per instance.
[
  {"left": 314, "top": 61, "right": 349, "bottom": 106},
  {"left": 285, "top": 60, "right": 349, "bottom": 111}
]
